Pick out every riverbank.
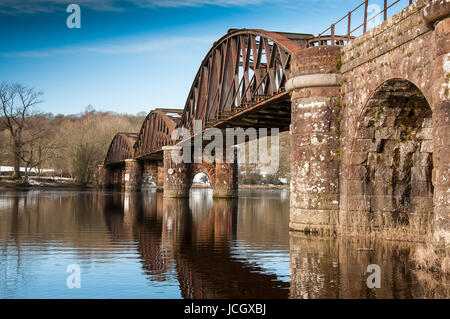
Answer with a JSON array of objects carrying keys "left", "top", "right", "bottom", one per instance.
[
  {"left": 0, "top": 179, "right": 290, "bottom": 191},
  {"left": 189, "top": 184, "right": 289, "bottom": 190},
  {"left": 0, "top": 177, "right": 88, "bottom": 190},
  {"left": 239, "top": 184, "right": 289, "bottom": 190}
]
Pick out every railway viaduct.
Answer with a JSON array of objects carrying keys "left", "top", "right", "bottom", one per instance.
[{"left": 97, "top": 0, "right": 450, "bottom": 245}]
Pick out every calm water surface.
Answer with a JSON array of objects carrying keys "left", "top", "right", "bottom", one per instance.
[{"left": 0, "top": 189, "right": 447, "bottom": 298}]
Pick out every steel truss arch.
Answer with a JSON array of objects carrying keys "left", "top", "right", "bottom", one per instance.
[
  {"left": 104, "top": 132, "right": 138, "bottom": 165},
  {"left": 179, "top": 29, "right": 311, "bottom": 130},
  {"left": 134, "top": 108, "right": 182, "bottom": 158}
]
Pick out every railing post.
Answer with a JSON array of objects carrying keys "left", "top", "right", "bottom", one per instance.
[
  {"left": 363, "top": 0, "right": 368, "bottom": 33},
  {"left": 347, "top": 11, "right": 352, "bottom": 42},
  {"left": 331, "top": 24, "right": 335, "bottom": 45},
  {"left": 384, "top": 0, "right": 387, "bottom": 20}
]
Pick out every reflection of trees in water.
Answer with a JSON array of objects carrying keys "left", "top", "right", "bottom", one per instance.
[
  {"left": 0, "top": 190, "right": 125, "bottom": 297},
  {"left": 0, "top": 196, "right": 32, "bottom": 298},
  {"left": 0, "top": 241, "right": 33, "bottom": 298}
]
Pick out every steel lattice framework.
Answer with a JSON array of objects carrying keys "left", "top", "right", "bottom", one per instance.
[
  {"left": 104, "top": 133, "right": 138, "bottom": 165},
  {"left": 179, "top": 29, "right": 311, "bottom": 130},
  {"left": 103, "top": 29, "right": 349, "bottom": 164},
  {"left": 134, "top": 109, "right": 182, "bottom": 158}
]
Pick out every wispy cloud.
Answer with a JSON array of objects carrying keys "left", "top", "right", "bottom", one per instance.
[
  {"left": 0, "top": 0, "right": 271, "bottom": 15},
  {"left": 132, "top": 0, "right": 268, "bottom": 8},
  {"left": 0, "top": 35, "right": 215, "bottom": 57},
  {"left": 0, "top": 0, "right": 118, "bottom": 14}
]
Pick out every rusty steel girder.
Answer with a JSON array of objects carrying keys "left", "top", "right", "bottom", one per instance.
[
  {"left": 179, "top": 29, "right": 313, "bottom": 130},
  {"left": 134, "top": 108, "right": 183, "bottom": 158},
  {"left": 104, "top": 132, "right": 138, "bottom": 165},
  {"left": 102, "top": 29, "right": 353, "bottom": 164}
]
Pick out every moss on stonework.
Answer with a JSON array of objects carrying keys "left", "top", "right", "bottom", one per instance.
[
  {"left": 336, "top": 51, "right": 342, "bottom": 71},
  {"left": 334, "top": 147, "right": 344, "bottom": 163},
  {"left": 335, "top": 128, "right": 341, "bottom": 137}
]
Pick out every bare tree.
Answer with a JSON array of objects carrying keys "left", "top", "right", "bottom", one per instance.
[
  {"left": 0, "top": 82, "right": 43, "bottom": 179},
  {"left": 20, "top": 115, "right": 60, "bottom": 178}
]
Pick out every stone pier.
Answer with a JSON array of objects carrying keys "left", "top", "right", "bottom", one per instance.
[
  {"left": 96, "top": 164, "right": 110, "bottom": 188},
  {"left": 286, "top": 46, "right": 341, "bottom": 234},
  {"left": 124, "top": 159, "right": 142, "bottom": 191},
  {"left": 213, "top": 160, "right": 238, "bottom": 198},
  {"left": 163, "top": 146, "right": 192, "bottom": 198}
]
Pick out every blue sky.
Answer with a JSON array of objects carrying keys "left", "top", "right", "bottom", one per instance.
[{"left": 0, "top": 0, "right": 412, "bottom": 115}]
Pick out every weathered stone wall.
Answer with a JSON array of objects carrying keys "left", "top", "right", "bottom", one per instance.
[
  {"left": 142, "top": 160, "right": 158, "bottom": 186},
  {"left": 157, "top": 162, "right": 165, "bottom": 190},
  {"left": 338, "top": 0, "right": 449, "bottom": 243},
  {"left": 286, "top": 0, "right": 449, "bottom": 244}
]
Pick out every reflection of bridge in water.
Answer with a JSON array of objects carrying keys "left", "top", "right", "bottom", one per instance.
[
  {"left": 98, "top": 190, "right": 290, "bottom": 298},
  {"left": 96, "top": 189, "right": 450, "bottom": 299}
]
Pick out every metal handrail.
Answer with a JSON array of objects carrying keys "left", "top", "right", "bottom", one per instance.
[{"left": 317, "top": 0, "right": 415, "bottom": 45}]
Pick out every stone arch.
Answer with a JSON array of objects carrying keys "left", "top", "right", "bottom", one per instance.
[
  {"left": 342, "top": 78, "right": 434, "bottom": 232},
  {"left": 192, "top": 172, "right": 212, "bottom": 187},
  {"left": 191, "top": 162, "right": 216, "bottom": 189}
]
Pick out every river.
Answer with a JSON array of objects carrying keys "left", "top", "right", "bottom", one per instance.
[{"left": 0, "top": 189, "right": 447, "bottom": 298}]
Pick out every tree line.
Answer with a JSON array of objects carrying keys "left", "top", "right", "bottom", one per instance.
[
  {"left": 1, "top": 82, "right": 290, "bottom": 186},
  {"left": 0, "top": 82, "right": 145, "bottom": 185}
]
